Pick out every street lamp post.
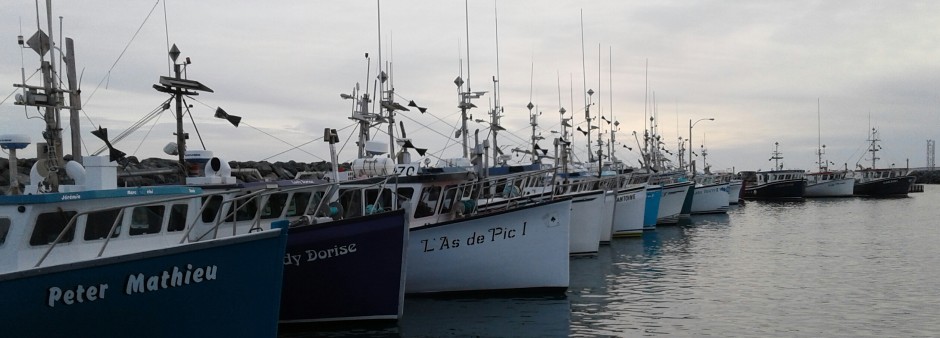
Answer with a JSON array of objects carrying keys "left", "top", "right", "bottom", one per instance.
[{"left": 689, "top": 117, "right": 715, "bottom": 177}]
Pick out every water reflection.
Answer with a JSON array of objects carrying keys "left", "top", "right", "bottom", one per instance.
[
  {"left": 282, "top": 295, "right": 570, "bottom": 337},
  {"left": 400, "top": 295, "right": 570, "bottom": 337}
]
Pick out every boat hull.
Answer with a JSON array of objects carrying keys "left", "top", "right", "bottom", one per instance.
[
  {"left": 853, "top": 176, "right": 915, "bottom": 196},
  {"left": 743, "top": 179, "right": 805, "bottom": 199},
  {"left": 599, "top": 191, "right": 616, "bottom": 243},
  {"left": 612, "top": 185, "right": 646, "bottom": 237},
  {"left": 680, "top": 183, "right": 695, "bottom": 217},
  {"left": 805, "top": 178, "right": 855, "bottom": 197},
  {"left": 280, "top": 210, "right": 408, "bottom": 323},
  {"left": 691, "top": 183, "right": 730, "bottom": 214},
  {"left": 657, "top": 182, "right": 693, "bottom": 224},
  {"left": 727, "top": 180, "right": 743, "bottom": 204},
  {"left": 643, "top": 185, "right": 662, "bottom": 229},
  {"left": 0, "top": 225, "right": 288, "bottom": 338},
  {"left": 566, "top": 191, "right": 605, "bottom": 255},
  {"left": 405, "top": 198, "right": 571, "bottom": 294}
]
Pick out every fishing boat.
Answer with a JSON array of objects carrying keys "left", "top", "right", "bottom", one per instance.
[
  {"left": 608, "top": 170, "right": 647, "bottom": 237},
  {"left": 851, "top": 128, "right": 915, "bottom": 196},
  {"left": 182, "top": 157, "right": 409, "bottom": 324},
  {"left": 726, "top": 177, "right": 744, "bottom": 204},
  {"left": 690, "top": 175, "right": 731, "bottom": 214},
  {"left": 644, "top": 183, "right": 663, "bottom": 228},
  {"left": 650, "top": 172, "right": 695, "bottom": 223},
  {"left": 0, "top": 162, "right": 290, "bottom": 337},
  {"left": 0, "top": 6, "right": 290, "bottom": 335},
  {"left": 804, "top": 100, "right": 854, "bottom": 197},
  {"left": 342, "top": 160, "right": 572, "bottom": 294},
  {"left": 740, "top": 143, "right": 805, "bottom": 199},
  {"left": 554, "top": 170, "right": 604, "bottom": 254},
  {"left": 805, "top": 171, "right": 854, "bottom": 197}
]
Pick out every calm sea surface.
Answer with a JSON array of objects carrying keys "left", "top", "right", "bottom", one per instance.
[{"left": 284, "top": 186, "right": 940, "bottom": 337}]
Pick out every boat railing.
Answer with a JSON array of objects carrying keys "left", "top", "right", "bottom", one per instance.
[
  {"left": 33, "top": 186, "right": 270, "bottom": 268},
  {"left": 463, "top": 167, "right": 559, "bottom": 216}
]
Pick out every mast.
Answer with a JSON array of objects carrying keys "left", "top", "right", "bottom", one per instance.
[
  {"left": 491, "top": 2, "right": 501, "bottom": 165},
  {"left": 815, "top": 98, "right": 827, "bottom": 172},
  {"left": 13, "top": 0, "right": 67, "bottom": 192},
  {"left": 65, "top": 37, "right": 82, "bottom": 165},
  {"left": 528, "top": 57, "right": 537, "bottom": 164},
  {"left": 461, "top": 0, "right": 471, "bottom": 158},
  {"left": 595, "top": 43, "right": 603, "bottom": 176},
  {"left": 868, "top": 127, "right": 880, "bottom": 169},
  {"left": 376, "top": 1, "right": 396, "bottom": 162},
  {"left": 579, "top": 10, "right": 594, "bottom": 173},
  {"left": 152, "top": 44, "right": 214, "bottom": 182},
  {"left": 348, "top": 54, "right": 373, "bottom": 159},
  {"left": 770, "top": 142, "right": 783, "bottom": 170},
  {"left": 608, "top": 46, "right": 615, "bottom": 167}
]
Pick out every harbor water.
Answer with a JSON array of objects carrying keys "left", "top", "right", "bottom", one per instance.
[{"left": 284, "top": 186, "right": 940, "bottom": 337}]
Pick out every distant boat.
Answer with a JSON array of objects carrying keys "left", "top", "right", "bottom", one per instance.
[
  {"left": 608, "top": 170, "right": 648, "bottom": 238},
  {"left": 804, "top": 100, "right": 854, "bottom": 197},
  {"left": 649, "top": 172, "right": 695, "bottom": 223},
  {"left": 690, "top": 175, "right": 731, "bottom": 214},
  {"left": 851, "top": 127, "right": 915, "bottom": 196},
  {"left": 741, "top": 142, "right": 806, "bottom": 199},
  {"left": 741, "top": 170, "right": 806, "bottom": 199},
  {"left": 726, "top": 177, "right": 744, "bottom": 204},
  {"left": 805, "top": 171, "right": 855, "bottom": 197}
]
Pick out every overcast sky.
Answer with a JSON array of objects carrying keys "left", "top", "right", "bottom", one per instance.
[{"left": 2, "top": 0, "right": 938, "bottom": 172}]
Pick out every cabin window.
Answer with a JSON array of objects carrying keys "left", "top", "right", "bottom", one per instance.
[
  {"left": 128, "top": 206, "right": 164, "bottom": 236},
  {"left": 226, "top": 197, "right": 258, "bottom": 222},
  {"left": 167, "top": 204, "right": 188, "bottom": 232},
  {"left": 413, "top": 186, "right": 441, "bottom": 218},
  {"left": 439, "top": 186, "right": 460, "bottom": 214},
  {"left": 396, "top": 187, "right": 415, "bottom": 210},
  {"left": 201, "top": 195, "right": 223, "bottom": 223},
  {"left": 30, "top": 210, "right": 78, "bottom": 246},
  {"left": 493, "top": 180, "right": 507, "bottom": 198},
  {"left": 261, "top": 193, "right": 288, "bottom": 219},
  {"left": 285, "top": 192, "right": 312, "bottom": 217},
  {"left": 365, "top": 188, "right": 393, "bottom": 214},
  {"left": 339, "top": 189, "right": 363, "bottom": 219},
  {"left": 302, "top": 191, "right": 329, "bottom": 218},
  {"left": 84, "top": 209, "right": 122, "bottom": 240},
  {"left": 0, "top": 218, "right": 10, "bottom": 245}
]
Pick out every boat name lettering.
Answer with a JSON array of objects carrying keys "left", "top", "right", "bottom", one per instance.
[
  {"left": 125, "top": 264, "right": 218, "bottom": 295},
  {"left": 616, "top": 194, "right": 636, "bottom": 202},
  {"left": 60, "top": 194, "right": 81, "bottom": 201},
  {"left": 394, "top": 164, "right": 419, "bottom": 176},
  {"left": 283, "top": 243, "right": 358, "bottom": 266},
  {"left": 421, "top": 222, "right": 528, "bottom": 253},
  {"left": 47, "top": 284, "right": 109, "bottom": 308},
  {"left": 695, "top": 187, "right": 718, "bottom": 195}
]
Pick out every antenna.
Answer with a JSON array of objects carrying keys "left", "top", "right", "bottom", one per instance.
[{"left": 492, "top": 0, "right": 502, "bottom": 165}]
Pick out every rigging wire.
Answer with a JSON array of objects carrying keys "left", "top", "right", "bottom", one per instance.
[
  {"left": 260, "top": 123, "right": 357, "bottom": 162},
  {"left": 92, "top": 98, "right": 171, "bottom": 155},
  {"left": 181, "top": 97, "right": 206, "bottom": 150},
  {"left": 186, "top": 96, "right": 325, "bottom": 160},
  {"left": 162, "top": 0, "right": 171, "bottom": 76},
  {"left": 84, "top": 0, "right": 161, "bottom": 106},
  {"left": 130, "top": 102, "right": 169, "bottom": 156}
]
